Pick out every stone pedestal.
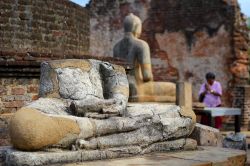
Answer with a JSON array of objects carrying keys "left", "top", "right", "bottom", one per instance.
[{"left": 1, "top": 146, "right": 246, "bottom": 166}]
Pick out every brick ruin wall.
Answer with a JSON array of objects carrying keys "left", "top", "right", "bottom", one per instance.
[
  {"left": 0, "top": 0, "right": 89, "bottom": 115},
  {"left": 89, "top": 0, "right": 248, "bottom": 106},
  {"left": 0, "top": 0, "right": 249, "bottom": 143},
  {"left": 0, "top": 0, "right": 89, "bottom": 54},
  {"left": 231, "top": 1, "right": 250, "bottom": 128}
]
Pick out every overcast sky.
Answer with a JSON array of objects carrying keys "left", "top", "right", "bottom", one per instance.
[{"left": 70, "top": 0, "right": 250, "bottom": 17}]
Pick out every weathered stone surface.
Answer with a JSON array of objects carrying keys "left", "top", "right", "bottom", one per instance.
[
  {"left": 9, "top": 101, "right": 195, "bottom": 151},
  {"left": 126, "top": 103, "right": 194, "bottom": 138},
  {"left": 71, "top": 103, "right": 194, "bottom": 150},
  {"left": 167, "top": 146, "right": 246, "bottom": 166},
  {"left": 26, "top": 98, "right": 69, "bottom": 115},
  {"left": 190, "top": 123, "right": 223, "bottom": 146},
  {"left": 8, "top": 59, "right": 194, "bottom": 154},
  {"left": 126, "top": 103, "right": 180, "bottom": 117},
  {"left": 78, "top": 126, "right": 163, "bottom": 150},
  {"left": 9, "top": 108, "right": 80, "bottom": 151},
  {"left": 223, "top": 133, "right": 247, "bottom": 150},
  {"left": 39, "top": 62, "right": 59, "bottom": 98},
  {"left": 3, "top": 138, "right": 196, "bottom": 166},
  {"left": 39, "top": 59, "right": 103, "bottom": 100},
  {"left": 96, "top": 116, "right": 149, "bottom": 135},
  {"left": 5, "top": 148, "right": 82, "bottom": 166},
  {"left": 142, "top": 138, "right": 197, "bottom": 154},
  {"left": 72, "top": 98, "right": 116, "bottom": 116},
  {"left": 3, "top": 145, "right": 246, "bottom": 166},
  {"left": 56, "top": 65, "right": 103, "bottom": 100},
  {"left": 39, "top": 59, "right": 129, "bottom": 116},
  {"left": 100, "top": 62, "right": 129, "bottom": 114}
]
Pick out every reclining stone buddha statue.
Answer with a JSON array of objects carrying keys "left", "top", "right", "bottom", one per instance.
[
  {"left": 9, "top": 58, "right": 196, "bottom": 155},
  {"left": 114, "top": 13, "right": 176, "bottom": 102}
]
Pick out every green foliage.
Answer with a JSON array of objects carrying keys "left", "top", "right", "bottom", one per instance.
[{"left": 247, "top": 18, "right": 250, "bottom": 29}]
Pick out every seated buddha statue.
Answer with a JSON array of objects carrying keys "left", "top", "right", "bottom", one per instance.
[
  {"left": 113, "top": 13, "right": 176, "bottom": 102},
  {"left": 8, "top": 59, "right": 195, "bottom": 152}
]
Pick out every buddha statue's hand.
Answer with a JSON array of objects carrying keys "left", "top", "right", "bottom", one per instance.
[{"left": 71, "top": 98, "right": 116, "bottom": 116}]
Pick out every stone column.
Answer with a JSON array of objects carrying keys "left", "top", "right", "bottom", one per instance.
[{"left": 176, "top": 82, "right": 192, "bottom": 109}]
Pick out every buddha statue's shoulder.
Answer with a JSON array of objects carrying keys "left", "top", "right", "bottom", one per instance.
[
  {"left": 113, "top": 37, "right": 149, "bottom": 57},
  {"left": 133, "top": 38, "right": 150, "bottom": 50}
]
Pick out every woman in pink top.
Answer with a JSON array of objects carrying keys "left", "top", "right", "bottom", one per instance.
[{"left": 199, "top": 72, "right": 222, "bottom": 129}]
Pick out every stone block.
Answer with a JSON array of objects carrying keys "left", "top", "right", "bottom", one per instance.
[
  {"left": 27, "top": 86, "right": 38, "bottom": 93},
  {"left": 0, "top": 114, "right": 13, "bottom": 146},
  {"left": 223, "top": 133, "right": 247, "bottom": 151},
  {"left": 15, "top": 95, "right": 31, "bottom": 101},
  {"left": 2, "top": 95, "right": 15, "bottom": 102},
  {"left": 4, "top": 101, "right": 24, "bottom": 108},
  {"left": 0, "top": 108, "right": 17, "bottom": 114},
  {"left": 0, "top": 86, "right": 7, "bottom": 95},
  {"left": 189, "top": 123, "right": 223, "bottom": 146},
  {"left": 11, "top": 88, "right": 25, "bottom": 95}
]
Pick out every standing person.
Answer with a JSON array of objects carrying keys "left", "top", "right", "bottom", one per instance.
[{"left": 199, "top": 72, "right": 222, "bottom": 129}]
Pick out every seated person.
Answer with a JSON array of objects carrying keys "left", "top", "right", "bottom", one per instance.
[
  {"left": 113, "top": 13, "right": 176, "bottom": 102},
  {"left": 199, "top": 72, "right": 222, "bottom": 129}
]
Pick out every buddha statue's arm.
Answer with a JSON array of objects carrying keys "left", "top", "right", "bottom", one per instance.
[
  {"left": 138, "top": 41, "right": 153, "bottom": 82},
  {"left": 141, "top": 64, "right": 153, "bottom": 82}
]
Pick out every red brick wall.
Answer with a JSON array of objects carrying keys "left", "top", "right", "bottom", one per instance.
[
  {"left": 230, "top": 86, "right": 250, "bottom": 129},
  {"left": 0, "top": 78, "right": 39, "bottom": 114},
  {"left": 0, "top": 0, "right": 89, "bottom": 54},
  {"left": 0, "top": 78, "right": 39, "bottom": 146}
]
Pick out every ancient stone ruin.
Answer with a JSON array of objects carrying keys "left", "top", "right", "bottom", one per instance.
[
  {"left": 2, "top": 13, "right": 199, "bottom": 165},
  {"left": 0, "top": 0, "right": 249, "bottom": 132},
  {"left": 3, "top": 58, "right": 196, "bottom": 165},
  {"left": 0, "top": 0, "right": 249, "bottom": 165}
]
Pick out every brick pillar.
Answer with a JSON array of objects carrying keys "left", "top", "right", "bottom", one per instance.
[
  {"left": 232, "top": 86, "right": 250, "bottom": 129},
  {"left": 243, "top": 86, "right": 250, "bottom": 129}
]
